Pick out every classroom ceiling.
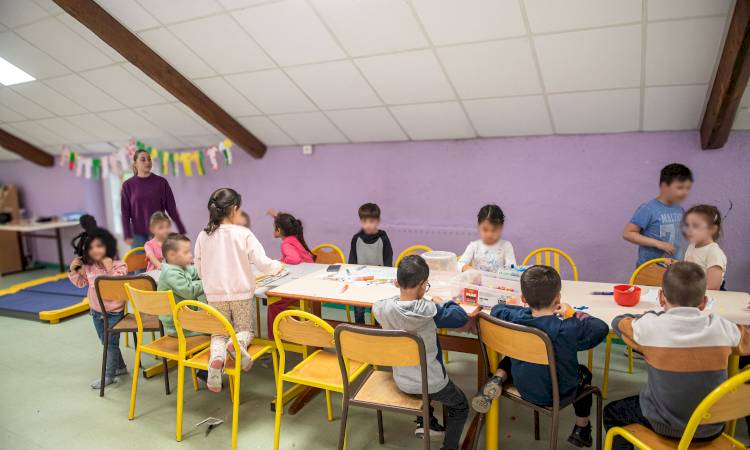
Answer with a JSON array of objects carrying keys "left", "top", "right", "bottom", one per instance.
[{"left": 0, "top": 0, "right": 748, "bottom": 160}]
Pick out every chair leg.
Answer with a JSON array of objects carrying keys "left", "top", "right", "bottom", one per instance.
[
  {"left": 231, "top": 373, "right": 240, "bottom": 450},
  {"left": 534, "top": 410, "right": 540, "bottom": 440},
  {"left": 602, "top": 334, "right": 612, "bottom": 400},
  {"left": 587, "top": 349, "right": 594, "bottom": 371},
  {"left": 338, "top": 399, "right": 349, "bottom": 450},
  {"left": 549, "top": 411, "right": 559, "bottom": 450},
  {"left": 369, "top": 310, "right": 376, "bottom": 326},
  {"left": 377, "top": 409, "right": 384, "bottom": 444},
  {"left": 345, "top": 305, "right": 352, "bottom": 323},
  {"left": 273, "top": 377, "right": 284, "bottom": 450},
  {"left": 163, "top": 358, "right": 170, "bottom": 395},
  {"left": 325, "top": 389, "right": 334, "bottom": 421},
  {"left": 228, "top": 375, "right": 234, "bottom": 399},
  {"left": 191, "top": 368, "right": 199, "bottom": 391},
  {"left": 594, "top": 389, "right": 603, "bottom": 450},
  {"left": 255, "top": 297, "right": 262, "bottom": 338},
  {"left": 128, "top": 348, "right": 142, "bottom": 420},
  {"left": 627, "top": 347, "right": 634, "bottom": 374},
  {"left": 440, "top": 329, "right": 449, "bottom": 363},
  {"left": 176, "top": 363, "right": 185, "bottom": 441},
  {"left": 100, "top": 331, "right": 109, "bottom": 397},
  {"left": 423, "top": 410, "right": 431, "bottom": 450},
  {"left": 271, "top": 351, "right": 279, "bottom": 387}
]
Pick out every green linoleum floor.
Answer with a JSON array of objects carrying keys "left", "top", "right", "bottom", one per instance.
[{"left": 1, "top": 270, "right": 747, "bottom": 449}]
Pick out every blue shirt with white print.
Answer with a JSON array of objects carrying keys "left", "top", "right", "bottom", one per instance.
[{"left": 630, "top": 198, "right": 684, "bottom": 266}]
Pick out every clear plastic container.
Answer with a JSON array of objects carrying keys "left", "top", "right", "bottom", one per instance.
[
  {"left": 421, "top": 251, "right": 457, "bottom": 273},
  {"left": 447, "top": 269, "right": 522, "bottom": 308}
]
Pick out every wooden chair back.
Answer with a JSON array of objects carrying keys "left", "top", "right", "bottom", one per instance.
[
  {"left": 174, "top": 302, "right": 229, "bottom": 335},
  {"left": 125, "top": 283, "right": 175, "bottom": 316},
  {"left": 522, "top": 247, "right": 579, "bottom": 281},
  {"left": 629, "top": 258, "right": 669, "bottom": 286},
  {"left": 123, "top": 246, "right": 148, "bottom": 273},
  {"left": 335, "top": 326, "right": 422, "bottom": 367},
  {"left": 274, "top": 310, "right": 335, "bottom": 348},
  {"left": 311, "top": 244, "right": 345, "bottom": 264},
  {"left": 697, "top": 369, "right": 750, "bottom": 425},
  {"left": 395, "top": 245, "right": 433, "bottom": 267},
  {"left": 478, "top": 313, "right": 550, "bottom": 365},
  {"left": 94, "top": 275, "right": 155, "bottom": 313}
]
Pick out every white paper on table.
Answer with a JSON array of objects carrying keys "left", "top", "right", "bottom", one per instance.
[{"left": 347, "top": 266, "right": 397, "bottom": 280}]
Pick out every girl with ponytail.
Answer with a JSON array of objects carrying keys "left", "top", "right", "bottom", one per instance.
[
  {"left": 194, "top": 188, "right": 283, "bottom": 392},
  {"left": 266, "top": 209, "right": 314, "bottom": 338}
]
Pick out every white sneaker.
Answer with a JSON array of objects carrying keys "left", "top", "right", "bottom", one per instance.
[{"left": 90, "top": 377, "right": 117, "bottom": 389}]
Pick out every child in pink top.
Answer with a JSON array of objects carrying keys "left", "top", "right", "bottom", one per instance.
[
  {"left": 68, "top": 216, "right": 128, "bottom": 389},
  {"left": 194, "top": 188, "right": 282, "bottom": 393},
  {"left": 267, "top": 210, "right": 315, "bottom": 339},
  {"left": 144, "top": 211, "right": 171, "bottom": 271}
]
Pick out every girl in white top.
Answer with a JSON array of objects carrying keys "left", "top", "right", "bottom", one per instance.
[
  {"left": 458, "top": 204, "right": 516, "bottom": 272},
  {"left": 682, "top": 204, "right": 727, "bottom": 290}
]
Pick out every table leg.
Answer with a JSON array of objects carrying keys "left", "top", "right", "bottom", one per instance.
[
  {"left": 485, "top": 349, "right": 500, "bottom": 450},
  {"left": 288, "top": 387, "right": 321, "bottom": 415},
  {"left": 16, "top": 231, "right": 26, "bottom": 270},
  {"left": 55, "top": 227, "right": 64, "bottom": 272}
]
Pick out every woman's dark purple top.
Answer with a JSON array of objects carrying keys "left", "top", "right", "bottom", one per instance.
[{"left": 120, "top": 174, "right": 185, "bottom": 239}]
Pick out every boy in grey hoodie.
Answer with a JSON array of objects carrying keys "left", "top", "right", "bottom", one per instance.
[{"left": 373, "top": 255, "right": 469, "bottom": 450}]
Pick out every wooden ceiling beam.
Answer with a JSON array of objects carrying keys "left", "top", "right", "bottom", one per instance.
[
  {"left": 700, "top": 0, "right": 750, "bottom": 150},
  {"left": 53, "top": 0, "right": 266, "bottom": 158},
  {"left": 0, "top": 129, "right": 54, "bottom": 167}
]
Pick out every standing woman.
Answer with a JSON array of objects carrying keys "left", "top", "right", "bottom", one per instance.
[{"left": 121, "top": 149, "right": 186, "bottom": 248}]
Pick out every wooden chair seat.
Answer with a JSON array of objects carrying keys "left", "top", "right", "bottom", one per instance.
[
  {"left": 285, "top": 350, "right": 364, "bottom": 387},
  {"left": 112, "top": 313, "right": 160, "bottom": 332},
  {"left": 142, "top": 334, "right": 210, "bottom": 358},
  {"left": 620, "top": 424, "right": 736, "bottom": 450},
  {"left": 502, "top": 383, "right": 553, "bottom": 411},
  {"left": 353, "top": 370, "right": 422, "bottom": 411},
  {"left": 187, "top": 344, "right": 274, "bottom": 370}
]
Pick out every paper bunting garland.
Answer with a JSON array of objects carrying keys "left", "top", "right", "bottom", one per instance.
[{"left": 59, "top": 138, "right": 235, "bottom": 179}]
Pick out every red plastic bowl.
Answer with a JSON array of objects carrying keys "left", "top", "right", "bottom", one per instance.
[{"left": 613, "top": 284, "right": 641, "bottom": 307}]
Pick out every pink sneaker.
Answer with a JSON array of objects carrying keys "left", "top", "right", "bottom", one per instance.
[{"left": 207, "top": 358, "right": 224, "bottom": 393}]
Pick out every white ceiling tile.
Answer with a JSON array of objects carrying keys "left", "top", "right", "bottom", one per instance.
[
  {"left": 0, "top": 103, "right": 24, "bottom": 122},
  {"left": 30, "top": 0, "right": 64, "bottom": 15},
  {"left": 732, "top": 107, "right": 750, "bottom": 129},
  {"left": 438, "top": 38, "right": 541, "bottom": 99},
  {"left": 0, "top": 31, "right": 69, "bottom": 78},
  {"left": 81, "top": 142, "right": 118, "bottom": 153},
  {"left": 173, "top": 103, "right": 217, "bottom": 132},
  {"left": 355, "top": 50, "right": 455, "bottom": 104},
  {"left": 141, "top": 135, "right": 186, "bottom": 150},
  {"left": 81, "top": 65, "right": 166, "bottom": 107},
  {"left": 271, "top": 111, "right": 347, "bottom": 144},
  {"left": 176, "top": 134, "right": 223, "bottom": 147},
  {"left": 98, "top": 109, "right": 164, "bottom": 137},
  {"left": 136, "top": 0, "right": 223, "bottom": 25},
  {"left": 0, "top": 147, "right": 22, "bottom": 160},
  {"left": 219, "top": 0, "right": 272, "bottom": 10},
  {"left": 285, "top": 61, "right": 381, "bottom": 110},
  {"left": 233, "top": 0, "right": 345, "bottom": 66},
  {"left": 121, "top": 64, "right": 178, "bottom": 102},
  {"left": 646, "top": 17, "right": 726, "bottom": 85},
  {"left": 643, "top": 85, "right": 708, "bottom": 131},
  {"left": 169, "top": 15, "right": 273, "bottom": 74},
  {"left": 326, "top": 107, "right": 406, "bottom": 143},
  {"left": 57, "top": 14, "right": 125, "bottom": 63},
  {"left": 648, "top": 0, "right": 731, "bottom": 21},
  {"left": 536, "top": 25, "right": 641, "bottom": 92},
  {"left": 236, "top": 116, "right": 295, "bottom": 146},
  {"left": 524, "top": 0, "right": 641, "bottom": 33},
  {"left": 548, "top": 89, "right": 640, "bottom": 134},
  {"left": 464, "top": 96, "right": 552, "bottom": 137},
  {"left": 0, "top": 88, "right": 53, "bottom": 119},
  {"left": 193, "top": 77, "right": 260, "bottom": 116},
  {"left": 93, "top": 0, "right": 160, "bottom": 31},
  {"left": 4, "top": 121, "right": 63, "bottom": 145},
  {"left": 12, "top": 82, "right": 87, "bottom": 115},
  {"left": 37, "top": 117, "right": 96, "bottom": 142},
  {"left": 135, "top": 103, "right": 212, "bottom": 136},
  {"left": 138, "top": 28, "right": 216, "bottom": 79},
  {"left": 65, "top": 113, "right": 131, "bottom": 141},
  {"left": 741, "top": 86, "right": 750, "bottom": 108},
  {"left": 225, "top": 69, "right": 315, "bottom": 114},
  {"left": 15, "top": 18, "right": 113, "bottom": 71},
  {"left": 311, "top": 0, "right": 427, "bottom": 57},
  {"left": 411, "top": 0, "right": 525, "bottom": 46},
  {"left": 44, "top": 74, "right": 123, "bottom": 112},
  {"left": 390, "top": 102, "right": 474, "bottom": 140},
  {"left": 0, "top": 1, "right": 49, "bottom": 28}
]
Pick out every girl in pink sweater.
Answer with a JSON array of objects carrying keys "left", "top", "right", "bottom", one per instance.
[
  {"left": 267, "top": 211, "right": 314, "bottom": 338},
  {"left": 194, "top": 188, "right": 282, "bottom": 393}
]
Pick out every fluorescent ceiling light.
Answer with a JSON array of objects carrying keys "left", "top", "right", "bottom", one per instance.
[{"left": 0, "top": 56, "right": 35, "bottom": 86}]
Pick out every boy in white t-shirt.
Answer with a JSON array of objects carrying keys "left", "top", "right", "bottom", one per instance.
[{"left": 457, "top": 204, "right": 516, "bottom": 273}]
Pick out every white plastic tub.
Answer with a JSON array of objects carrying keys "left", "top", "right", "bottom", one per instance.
[{"left": 447, "top": 269, "right": 523, "bottom": 308}]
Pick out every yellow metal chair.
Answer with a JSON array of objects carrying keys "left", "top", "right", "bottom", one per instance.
[
  {"left": 604, "top": 368, "right": 750, "bottom": 450},
  {"left": 311, "top": 244, "right": 357, "bottom": 323},
  {"left": 173, "top": 300, "right": 277, "bottom": 450},
  {"left": 124, "top": 284, "right": 210, "bottom": 420},
  {"left": 122, "top": 246, "right": 149, "bottom": 347},
  {"left": 395, "top": 245, "right": 433, "bottom": 267},
  {"left": 272, "top": 310, "right": 369, "bottom": 450}
]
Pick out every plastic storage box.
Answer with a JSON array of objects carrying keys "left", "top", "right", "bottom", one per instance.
[
  {"left": 421, "top": 251, "right": 457, "bottom": 273},
  {"left": 448, "top": 269, "right": 522, "bottom": 308}
]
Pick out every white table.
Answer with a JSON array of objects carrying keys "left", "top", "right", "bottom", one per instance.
[{"left": 0, "top": 221, "right": 80, "bottom": 272}]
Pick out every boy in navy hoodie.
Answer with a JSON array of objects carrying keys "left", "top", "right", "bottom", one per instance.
[
  {"left": 472, "top": 265, "right": 608, "bottom": 448},
  {"left": 373, "top": 255, "right": 469, "bottom": 450}
]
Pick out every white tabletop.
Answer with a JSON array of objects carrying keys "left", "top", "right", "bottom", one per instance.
[{"left": 0, "top": 221, "right": 80, "bottom": 232}]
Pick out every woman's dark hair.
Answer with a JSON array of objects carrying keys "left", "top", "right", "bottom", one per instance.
[
  {"left": 477, "top": 204, "right": 505, "bottom": 226},
  {"left": 70, "top": 214, "right": 118, "bottom": 265},
  {"left": 274, "top": 212, "right": 312, "bottom": 255},
  {"left": 684, "top": 204, "right": 722, "bottom": 241},
  {"left": 205, "top": 188, "right": 242, "bottom": 235},
  {"left": 132, "top": 149, "right": 149, "bottom": 176}
]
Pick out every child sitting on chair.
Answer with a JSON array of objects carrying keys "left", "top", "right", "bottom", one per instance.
[
  {"left": 144, "top": 211, "right": 172, "bottom": 271},
  {"left": 68, "top": 215, "right": 128, "bottom": 389},
  {"left": 473, "top": 265, "right": 608, "bottom": 448},
  {"left": 157, "top": 233, "right": 206, "bottom": 337},
  {"left": 195, "top": 188, "right": 283, "bottom": 393},
  {"left": 604, "top": 261, "right": 750, "bottom": 449},
  {"left": 373, "top": 255, "right": 469, "bottom": 450}
]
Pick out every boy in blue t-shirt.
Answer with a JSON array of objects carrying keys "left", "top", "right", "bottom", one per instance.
[{"left": 623, "top": 163, "right": 693, "bottom": 266}]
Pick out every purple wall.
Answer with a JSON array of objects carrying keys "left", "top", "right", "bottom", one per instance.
[{"left": 2, "top": 130, "right": 749, "bottom": 291}]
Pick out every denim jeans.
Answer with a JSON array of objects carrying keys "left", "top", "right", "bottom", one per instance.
[
  {"left": 131, "top": 233, "right": 149, "bottom": 249},
  {"left": 92, "top": 310, "right": 126, "bottom": 378},
  {"left": 353, "top": 306, "right": 366, "bottom": 324}
]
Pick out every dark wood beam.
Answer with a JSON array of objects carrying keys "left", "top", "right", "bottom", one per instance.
[
  {"left": 53, "top": 0, "right": 267, "bottom": 158},
  {"left": 700, "top": 0, "right": 750, "bottom": 150},
  {"left": 0, "top": 128, "right": 54, "bottom": 166}
]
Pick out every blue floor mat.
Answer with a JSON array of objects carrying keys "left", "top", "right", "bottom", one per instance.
[
  {"left": 0, "top": 291, "right": 83, "bottom": 314},
  {"left": 25, "top": 279, "right": 87, "bottom": 297}
]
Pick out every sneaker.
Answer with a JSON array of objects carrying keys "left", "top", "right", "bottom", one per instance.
[
  {"left": 196, "top": 369, "right": 208, "bottom": 384},
  {"left": 567, "top": 423, "right": 593, "bottom": 448},
  {"left": 90, "top": 377, "right": 117, "bottom": 389},
  {"left": 482, "top": 375, "right": 505, "bottom": 399},
  {"left": 471, "top": 393, "right": 493, "bottom": 414},
  {"left": 414, "top": 416, "right": 445, "bottom": 440},
  {"left": 226, "top": 341, "right": 254, "bottom": 372},
  {"left": 207, "top": 359, "right": 224, "bottom": 393},
  {"left": 114, "top": 366, "right": 128, "bottom": 376}
]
